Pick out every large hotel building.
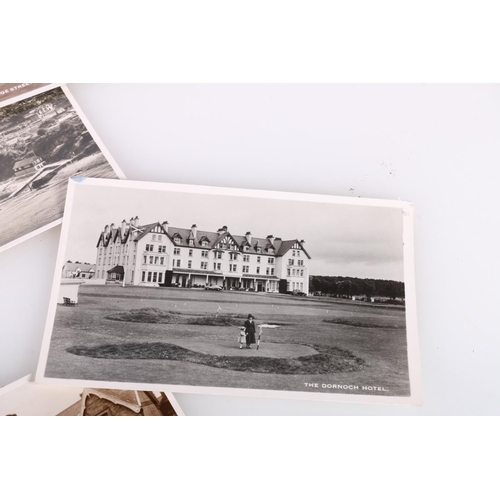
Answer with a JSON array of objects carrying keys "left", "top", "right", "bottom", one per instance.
[{"left": 95, "top": 217, "right": 310, "bottom": 294}]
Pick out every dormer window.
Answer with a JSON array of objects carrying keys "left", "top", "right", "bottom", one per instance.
[
  {"left": 202, "top": 241, "right": 208, "bottom": 247},
  {"left": 244, "top": 246, "right": 249, "bottom": 252},
  {"left": 189, "top": 239, "right": 194, "bottom": 246},
  {"left": 256, "top": 247, "right": 261, "bottom": 253},
  {"left": 174, "top": 238, "right": 180, "bottom": 244}
]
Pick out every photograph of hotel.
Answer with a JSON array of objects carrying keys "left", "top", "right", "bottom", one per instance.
[
  {"left": 95, "top": 218, "right": 310, "bottom": 294},
  {"left": 37, "top": 179, "right": 419, "bottom": 403}
]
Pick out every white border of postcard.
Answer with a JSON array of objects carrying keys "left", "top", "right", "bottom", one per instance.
[
  {"left": 0, "top": 84, "right": 126, "bottom": 255},
  {"left": 36, "top": 178, "right": 423, "bottom": 406}
]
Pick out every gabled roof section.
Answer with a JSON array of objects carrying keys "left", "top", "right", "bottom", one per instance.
[
  {"left": 108, "top": 228, "right": 119, "bottom": 244},
  {"left": 212, "top": 231, "right": 240, "bottom": 250},
  {"left": 232, "top": 235, "right": 279, "bottom": 254},
  {"left": 132, "top": 222, "right": 174, "bottom": 244},
  {"left": 96, "top": 230, "right": 114, "bottom": 248},
  {"left": 276, "top": 239, "right": 311, "bottom": 259},
  {"left": 112, "top": 229, "right": 127, "bottom": 244},
  {"left": 107, "top": 265, "right": 124, "bottom": 274},
  {"left": 97, "top": 221, "right": 173, "bottom": 247},
  {"left": 133, "top": 222, "right": 160, "bottom": 242},
  {"left": 96, "top": 232, "right": 105, "bottom": 247},
  {"left": 13, "top": 155, "right": 38, "bottom": 169},
  {"left": 120, "top": 228, "right": 132, "bottom": 244},
  {"left": 168, "top": 227, "right": 220, "bottom": 248},
  {"left": 64, "top": 263, "right": 95, "bottom": 272}
]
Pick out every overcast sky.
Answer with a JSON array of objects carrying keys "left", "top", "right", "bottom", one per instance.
[{"left": 65, "top": 182, "right": 405, "bottom": 281}]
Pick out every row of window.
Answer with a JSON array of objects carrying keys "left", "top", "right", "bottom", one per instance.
[
  {"left": 99, "top": 243, "right": 134, "bottom": 255},
  {"left": 224, "top": 263, "right": 275, "bottom": 274},
  {"left": 175, "top": 260, "right": 276, "bottom": 275},
  {"left": 173, "top": 237, "right": 209, "bottom": 247},
  {"left": 143, "top": 255, "right": 166, "bottom": 265},
  {"left": 173, "top": 248, "right": 275, "bottom": 263},
  {"left": 288, "top": 259, "right": 305, "bottom": 266},
  {"left": 99, "top": 254, "right": 302, "bottom": 274},
  {"left": 287, "top": 268, "right": 305, "bottom": 277},
  {"left": 174, "top": 248, "right": 210, "bottom": 257},
  {"left": 217, "top": 243, "right": 275, "bottom": 254},
  {"left": 100, "top": 241, "right": 292, "bottom": 262},
  {"left": 98, "top": 256, "right": 131, "bottom": 266},
  {"left": 145, "top": 244, "right": 167, "bottom": 253},
  {"left": 287, "top": 281, "right": 304, "bottom": 291},
  {"left": 142, "top": 271, "right": 163, "bottom": 283}
]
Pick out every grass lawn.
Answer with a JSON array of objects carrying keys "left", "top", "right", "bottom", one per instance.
[{"left": 44, "top": 286, "right": 410, "bottom": 397}]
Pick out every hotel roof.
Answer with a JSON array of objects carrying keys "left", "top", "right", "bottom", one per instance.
[{"left": 97, "top": 221, "right": 310, "bottom": 258}]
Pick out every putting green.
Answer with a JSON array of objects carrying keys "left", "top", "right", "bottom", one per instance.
[{"left": 168, "top": 339, "right": 318, "bottom": 358}]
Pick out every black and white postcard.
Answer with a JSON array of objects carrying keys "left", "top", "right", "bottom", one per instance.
[
  {"left": 36, "top": 178, "right": 422, "bottom": 405},
  {"left": 0, "top": 84, "right": 125, "bottom": 253},
  {"left": 0, "top": 374, "right": 184, "bottom": 416}
]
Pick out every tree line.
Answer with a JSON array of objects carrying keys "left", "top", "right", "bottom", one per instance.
[{"left": 309, "top": 275, "right": 405, "bottom": 300}]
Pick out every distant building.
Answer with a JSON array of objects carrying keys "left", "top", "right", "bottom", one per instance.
[
  {"left": 57, "top": 389, "right": 177, "bottom": 416},
  {"left": 106, "top": 265, "right": 124, "bottom": 281},
  {"left": 12, "top": 154, "right": 45, "bottom": 177},
  {"left": 95, "top": 218, "right": 311, "bottom": 294},
  {"left": 62, "top": 262, "right": 95, "bottom": 279},
  {"left": 35, "top": 102, "right": 56, "bottom": 120}
]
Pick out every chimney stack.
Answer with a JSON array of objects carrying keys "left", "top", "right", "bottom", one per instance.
[
  {"left": 190, "top": 224, "right": 198, "bottom": 239},
  {"left": 110, "top": 223, "right": 115, "bottom": 233},
  {"left": 162, "top": 220, "right": 169, "bottom": 232},
  {"left": 245, "top": 231, "right": 252, "bottom": 245},
  {"left": 104, "top": 224, "right": 109, "bottom": 234},
  {"left": 121, "top": 219, "right": 127, "bottom": 233},
  {"left": 267, "top": 234, "right": 275, "bottom": 245},
  {"left": 134, "top": 216, "right": 139, "bottom": 227}
]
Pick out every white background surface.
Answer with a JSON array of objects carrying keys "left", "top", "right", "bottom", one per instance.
[{"left": 1, "top": 83, "right": 499, "bottom": 415}]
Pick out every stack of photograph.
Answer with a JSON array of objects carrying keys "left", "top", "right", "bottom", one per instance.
[{"left": 1, "top": 83, "right": 422, "bottom": 415}]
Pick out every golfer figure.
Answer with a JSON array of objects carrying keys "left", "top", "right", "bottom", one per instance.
[{"left": 243, "top": 314, "right": 256, "bottom": 349}]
